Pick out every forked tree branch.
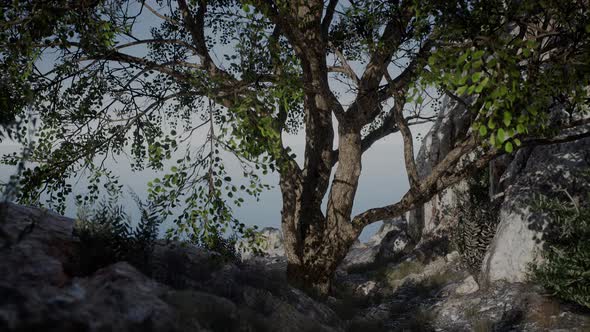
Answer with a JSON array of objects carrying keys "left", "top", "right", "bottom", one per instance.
[{"left": 352, "top": 122, "right": 590, "bottom": 228}]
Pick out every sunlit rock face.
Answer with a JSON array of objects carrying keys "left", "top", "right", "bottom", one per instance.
[
  {"left": 410, "top": 93, "right": 590, "bottom": 284},
  {"left": 481, "top": 133, "right": 590, "bottom": 284}
]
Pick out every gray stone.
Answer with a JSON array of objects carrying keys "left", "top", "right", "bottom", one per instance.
[
  {"left": 366, "top": 217, "right": 406, "bottom": 246},
  {"left": 0, "top": 203, "right": 345, "bottom": 332},
  {"left": 355, "top": 281, "right": 377, "bottom": 296},
  {"left": 339, "top": 217, "right": 410, "bottom": 270},
  {"left": 455, "top": 276, "right": 479, "bottom": 295},
  {"left": 481, "top": 133, "right": 590, "bottom": 284},
  {"left": 408, "top": 96, "right": 472, "bottom": 241}
]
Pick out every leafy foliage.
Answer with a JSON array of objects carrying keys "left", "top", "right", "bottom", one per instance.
[
  {"left": 426, "top": 0, "right": 590, "bottom": 153},
  {"left": 73, "top": 197, "right": 164, "bottom": 276},
  {"left": 451, "top": 168, "right": 500, "bottom": 276},
  {"left": 529, "top": 173, "right": 590, "bottom": 309}
]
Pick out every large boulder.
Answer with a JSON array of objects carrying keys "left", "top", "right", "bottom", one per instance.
[
  {"left": 0, "top": 203, "right": 77, "bottom": 288},
  {"left": 0, "top": 202, "right": 345, "bottom": 332},
  {"left": 480, "top": 133, "right": 590, "bottom": 284}
]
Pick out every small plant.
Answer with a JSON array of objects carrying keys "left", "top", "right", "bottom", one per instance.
[
  {"left": 529, "top": 175, "right": 590, "bottom": 309},
  {"left": 192, "top": 228, "right": 241, "bottom": 262},
  {"left": 450, "top": 168, "right": 500, "bottom": 276},
  {"left": 73, "top": 197, "right": 163, "bottom": 276}
]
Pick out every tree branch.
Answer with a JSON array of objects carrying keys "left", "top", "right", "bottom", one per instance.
[
  {"left": 330, "top": 112, "right": 434, "bottom": 167},
  {"left": 393, "top": 95, "right": 419, "bottom": 188},
  {"left": 328, "top": 42, "right": 359, "bottom": 86},
  {"left": 321, "top": 0, "right": 338, "bottom": 40},
  {"left": 142, "top": 2, "right": 180, "bottom": 26},
  {"left": 352, "top": 120, "right": 590, "bottom": 228}
]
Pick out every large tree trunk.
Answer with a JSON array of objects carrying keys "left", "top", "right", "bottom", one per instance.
[
  {"left": 279, "top": 121, "right": 363, "bottom": 296},
  {"left": 280, "top": 200, "right": 360, "bottom": 295}
]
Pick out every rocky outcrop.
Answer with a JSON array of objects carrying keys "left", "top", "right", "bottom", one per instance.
[
  {"left": 335, "top": 250, "right": 590, "bottom": 332},
  {"left": 481, "top": 133, "right": 590, "bottom": 284},
  {"left": 409, "top": 92, "right": 590, "bottom": 285},
  {"left": 407, "top": 96, "right": 472, "bottom": 241},
  {"left": 339, "top": 217, "right": 411, "bottom": 270},
  {"left": 0, "top": 202, "right": 344, "bottom": 332}
]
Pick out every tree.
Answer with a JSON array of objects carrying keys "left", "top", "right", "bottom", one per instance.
[{"left": 1, "top": 0, "right": 589, "bottom": 295}]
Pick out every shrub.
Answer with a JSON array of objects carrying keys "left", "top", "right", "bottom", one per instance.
[
  {"left": 74, "top": 195, "right": 243, "bottom": 277},
  {"left": 529, "top": 179, "right": 590, "bottom": 309},
  {"left": 192, "top": 228, "right": 241, "bottom": 263},
  {"left": 450, "top": 168, "right": 500, "bottom": 276},
  {"left": 73, "top": 197, "right": 163, "bottom": 276}
]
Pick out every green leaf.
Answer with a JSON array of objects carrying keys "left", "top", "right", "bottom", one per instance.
[
  {"left": 517, "top": 123, "right": 526, "bottom": 134},
  {"left": 472, "top": 72, "right": 483, "bottom": 83},
  {"left": 475, "top": 79, "right": 488, "bottom": 93},
  {"left": 479, "top": 125, "right": 488, "bottom": 136},
  {"left": 514, "top": 138, "right": 522, "bottom": 146},
  {"left": 497, "top": 128, "right": 506, "bottom": 143},
  {"left": 522, "top": 48, "right": 531, "bottom": 57},
  {"left": 472, "top": 50, "right": 485, "bottom": 60},
  {"left": 428, "top": 55, "right": 437, "bottom": 67},
  {"left": 488, "top": 118, "right": 496, "bottom": 130},
  {"left": 503, "top": 112, "right": 512, "bottom": 127},
  {"left": 489, "top": 133, "right": 496, "bottom": 147},
  {"left": 456, "top": 85, "right": 468, "bottom": 95},
  {"left": 457, "top": 52, "right": 469, "bottom": 65},
  {"left": 504, "top": 141, "right": 513, "bottom": 153}
]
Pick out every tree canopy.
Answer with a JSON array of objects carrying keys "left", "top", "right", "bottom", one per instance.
[{"left": 1, "top": 0, "right": 589, "bottom": 293}]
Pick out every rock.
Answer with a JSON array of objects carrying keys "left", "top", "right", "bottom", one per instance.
[
  {"left": 366, "top": 217, "right": 406, "bottom": 246},
  {"left": 445, "top": 251, "right": 461, "bottom": 263},
  {"left": 375, "top": 230, "right": 411, "bottom": 263},
  {"left": 0, "top": 203, "right": 345, "bottom": 332},
  {"left": 339, "top": 243, "right": 380, "bottom": 270},
  {"left": 408, "top": 94, "right": 590, "bottom": 285},
  {"left": 431, "top": 281, "right": 590, "bottom": 332},
  {"left": 236, "top": 227, "right": 284, "bottom": 260},
  {"left": 339, "top": 217, "right": 410, "bottom": 270},
  {"left": 481, "top": 133, "right": 590, "bottom": 284},
  {"left": 0, "top": 202, "right": 77, "bottom": 288},
  {"left": 455, "top": 276, "right": 479, "bottom": 295},
  {"left": 407, "top": 95, "right": 472, "bottom": 241},
  {"left": 355, "top": 281, "right": 377, "bottom": 297}
]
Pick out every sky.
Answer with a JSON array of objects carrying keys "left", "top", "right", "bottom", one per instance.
[{"left": 0, "top": 1, "right": 436, "bottom": 241}]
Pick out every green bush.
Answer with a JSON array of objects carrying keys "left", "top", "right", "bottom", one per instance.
[
  {"left": 74, "top": 196, "right": 242, "bottom": 276},
  {"left": 529, "top": 184, "right": 590, "bottom": 309}
]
